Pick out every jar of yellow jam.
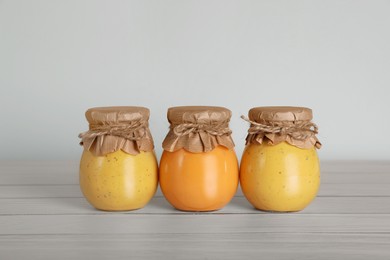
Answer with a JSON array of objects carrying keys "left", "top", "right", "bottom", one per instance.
[
  {"left": 159, "top": 106, "right": 239, "bottom": 212},
  {"left": 78, "top": 106, "right": 158, "bottom": 211},
  {"left": 240, "top": 107, "right": 321, "bottom": 212}
]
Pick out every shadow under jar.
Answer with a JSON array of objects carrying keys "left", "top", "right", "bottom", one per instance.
[
  {"left": 78, "top": 106, "right": 158, "bottom": 211},
  {"left": 240, "top": 106, "right": 321, "bottom": 212},
  {"left": 159, "top": 106, "right": 239, "bottom": 212}
]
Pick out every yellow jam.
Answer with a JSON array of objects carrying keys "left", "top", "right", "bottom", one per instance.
[
  {"left": 240, "top": 141, "right": 320, "bottom": 212},
  {"left": 79, "top": 149, "right": 158, "bottom": 211}
]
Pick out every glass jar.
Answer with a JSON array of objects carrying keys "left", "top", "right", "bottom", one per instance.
[
  {"left": 240, "top": 107, "right": 321, "bottom": 212},
  {"left": 159, "top": 106, "right": 239, "bottom": 212},
  {"left": 78, "top": 106, "right": 158, "bottom": 211}
]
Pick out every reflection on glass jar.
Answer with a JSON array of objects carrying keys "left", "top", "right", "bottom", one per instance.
[
  {"left": 159, "top": 106, "right": 239, "bottom": 212},
  {"left": 240, "top": 106, "right": 321, "bottom": 212},
  {"left": 78, "top": 106, "right": 158, "bottom": 211}
]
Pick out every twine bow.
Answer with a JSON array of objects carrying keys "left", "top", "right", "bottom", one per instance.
[
  {"left": 79, "top": 120, "right": 147, "bottom": 142},
  {"left": 172, "top": 122, "right": 232, "bottom": 137},
  {"left": 240, "top": 115, "right": 318, "bottom": 141}
]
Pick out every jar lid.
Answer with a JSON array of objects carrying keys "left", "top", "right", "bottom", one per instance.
[
  {"left": 163, "top": 106, "right": 235, "bottom": 153},
  {"left": 249, "top": 106, "right": 312, "bottom": 122},
  {"left": 79, "top": 106, "right": 154, "bottom": 156},
  {"left": 85, "top": 106, "right": 150, "bottom": 125},
  {"left": 167, "top": 106, "right": 232, "bottom": 125},
  {"left": 244, "top": 106, "right": 321, "bottom": 149}
]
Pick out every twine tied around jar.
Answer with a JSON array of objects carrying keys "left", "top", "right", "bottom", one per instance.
[
  {"left": 79, "top": 120, "right": 148, "bottom": 141},
  {"left": 172, "top": 122, "right": 232, "bottom": 137},
  {"left": 162, "top": 106, "right": 235, "bottom": 153},
  {"left": 241, "top": 115, "right": 321, "bottom": 149},
  {"left": 240, "top": 115, "right": 318, "bottom": 141},
  {"left": 79, "top": 106, "right": 154, "bottom": 156}
]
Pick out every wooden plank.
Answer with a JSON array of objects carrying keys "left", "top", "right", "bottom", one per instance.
[
  {"left": 1, "top": 160, "right": 390, "bottom": 172},
  {"left": 0, "top": 185, "right": 83, "bottom": 198},
  {"left": 0, "top": 161, "right": 389, "bottom": 260},
  {"left": 1, "top": 214, "right": 389, "bottom": 235},
  {"left": 0, "top": 233, "right": 389, "bottom": 260},
  {"left": 318, "top": 183, "right": 390, "bottom": 196},
  {"left": 1, "top": 182, "right": 390, "bottom": 199},
  {"left": 0, "top": 196, "right": 390, "bottom": 215},
  {"left": 1, "top": 165, "right": 390, "bottom": 185},
  {"left": 1, "top": 171, "right": 389, "bottom": 185}
]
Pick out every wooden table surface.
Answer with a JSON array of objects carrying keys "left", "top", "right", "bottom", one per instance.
[{"left": 0, "top": 161, "right": 389, "bottom": 259}]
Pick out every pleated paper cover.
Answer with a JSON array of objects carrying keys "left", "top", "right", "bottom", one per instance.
[
  {"left": 245, "top": 106, "right": 321, "bottom": 149},
  {"left": 162, "top": 106, "right": 235, "bottom": 153},
  {"left": 79, "top": 106, "right": 154, "bottom": 156}
]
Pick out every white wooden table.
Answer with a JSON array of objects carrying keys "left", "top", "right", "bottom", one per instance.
[{"left": 1, "top": 161, "right": 389, "bottom": 259}]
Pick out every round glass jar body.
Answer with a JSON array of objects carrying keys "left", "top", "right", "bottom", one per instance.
[
  {"left": 80, "top": 149, "right": 158, "bottom": 211},
  {"left": 240, "top": 106, "right": 321, "bottom": 212},
  {"left": 160, "top": 106, "right": 238, "bottom": 212},
  {"left": 240, "top": 141, "right": 320, "bottom": 212},
  {"left": 78, "top": 106, "right": 157, "bottom": 211},
  {"left": 160, "top": 146, "right": 238, "bottom": 211}
]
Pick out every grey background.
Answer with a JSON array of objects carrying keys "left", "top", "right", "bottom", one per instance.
[{"left": 1, "top": 0, "right": 389, "bottom": 160}]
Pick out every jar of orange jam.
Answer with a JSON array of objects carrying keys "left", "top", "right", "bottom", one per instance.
[
  {"left": 78, "top": 106, "right": 158, "bottom": 211},
  {"left": 240, "top": 106, "right": 321, "bottom": 212},
  {"left": 159, "top": 106, "right": 239, "bottom": 212}
]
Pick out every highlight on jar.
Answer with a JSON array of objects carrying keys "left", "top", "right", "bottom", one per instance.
[
  {"left": 240, "top": 106, "right": 321, "bottom": 212},
  {"left": 159, "top": 106, "right": 239, "bottom": 212},
  {"left": 78, "top": 106, "right": 158, "bottom": 211}
]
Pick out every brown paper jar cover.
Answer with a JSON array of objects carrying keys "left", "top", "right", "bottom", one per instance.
[
  {"left": 162, "top": 106, "right": 235, "bottom": 153},
  {"left": 245, "top": 106, "right": 321, "bottom": 149},
  {"left": 79, "top": 106, "right": 154, "bottom": 156}
]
